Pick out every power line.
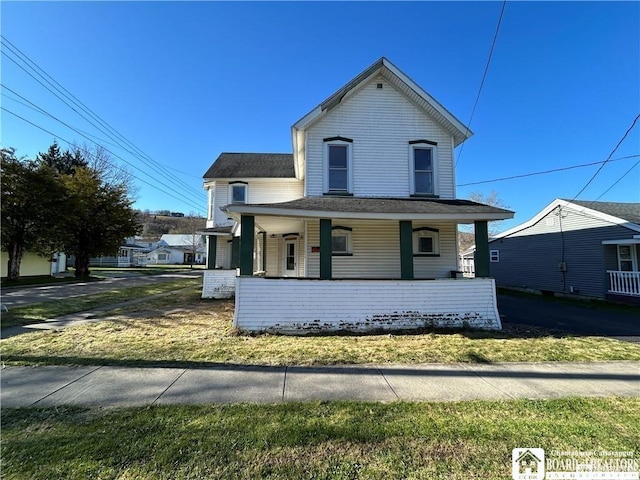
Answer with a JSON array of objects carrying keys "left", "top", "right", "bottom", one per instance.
[
  {"left": 0, "top": 35, "right": 204, "bottom": 202},
  {"left": 457, "top": 154, "right": 639, "bottom": 187},
  {"left": 2, "top": 106, "right": 206, "bottom": 214},
  {"left": 1, "top": 42, "right": 203, "bottom": 201},
  {"left": 1, "top": 87, "right": 206, "bottom": 208},
  {"left": 569, "top": 113, "right": 640, "bottom": 202},
  {"left": 2, "top": 90, "right": 132, "bottom": 153},
  {"left": 4, "top": 89, "right": 204, "bottom": 182},
  {"left": 455, "top": 0, "right": 507, "bottom": 169},
  {"left": 591, "top": 159, "right": 640, "bottom": 203}
]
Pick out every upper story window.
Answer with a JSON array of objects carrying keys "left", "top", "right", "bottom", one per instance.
[
  {"left": 331, "top": 226, "right": 353, "bottom": 255},
  {"left": 409, "top": 140, "right": 437, "bottom": 196},
  {"left": 324, "top": 137, "right": 353, "bottom": 194},
  {"left": 229, "top": 182, "right": 248, "bottom": 204},
  {"left": 208, "top": 187, "right": 215, "bottom": 220}
]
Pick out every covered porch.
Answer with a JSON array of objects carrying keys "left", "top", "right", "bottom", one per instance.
[
  {"left": 219, "top": 197, "right": 513, "bottom": 332},
  {"left": 603, "top": 237, "right": 640, "bottom": 302}
]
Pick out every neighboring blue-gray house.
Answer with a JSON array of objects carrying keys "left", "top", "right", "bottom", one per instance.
[{"left": 488, "top": 198, "right": 640, "bottom": 303}]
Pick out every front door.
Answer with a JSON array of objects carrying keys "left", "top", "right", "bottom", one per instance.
[{"left": 284, "top": 237, "right": 298, "bottom": 276}]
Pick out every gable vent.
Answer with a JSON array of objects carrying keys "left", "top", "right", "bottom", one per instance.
[{"left": 376, "top": 83, "right": 383, "bottom": 89}]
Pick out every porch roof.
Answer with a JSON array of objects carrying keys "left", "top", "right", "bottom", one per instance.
[
  {"left": 223, "top": 196, "right": 514, "bottom": 222},
  {"left": 198, "top": 226, "right": 233, "bottom": 236},
  {"left": 602, "top": 238, "right": 640, "bottom": 245}
]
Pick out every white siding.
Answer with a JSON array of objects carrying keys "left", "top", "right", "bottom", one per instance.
[
  {"left": 202, "top": 270, "right": 236, "bottom": 299},
  {"left": 210, "top": 236, "right": 231, "bottom": 269},
  {"left": 234, "top": 277, "right": 501, "bottom": 333},
  {"left": 306, "top": 220, "right": 457, "bottom": 279},
  {"left": 266, "top": 235, "right": 280, "bottom": 276},
  {"left": 211, "top": 179, "right": 303, "bottom": 226},
  {"left": 305, "top": 75, "right": 455, "bottom": 198}
]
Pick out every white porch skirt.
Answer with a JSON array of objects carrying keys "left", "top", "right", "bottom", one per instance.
[
  {"left": 202, "top": 270, "right": 238, "bottom": 299},
  {"left": 234, "top": 277, "right": 502, "bottom": 333}
]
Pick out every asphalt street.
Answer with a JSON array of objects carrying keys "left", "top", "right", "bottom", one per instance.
[{"left": 498, "top": 293, "right": 640, "bottom": 341}]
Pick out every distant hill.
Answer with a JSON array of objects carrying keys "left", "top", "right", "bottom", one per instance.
[{"left": 135, "top": 211, "right": 206, "bottom": 238}]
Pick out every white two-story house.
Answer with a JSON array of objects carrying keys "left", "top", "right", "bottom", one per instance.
[{"left": 201, "top": 58, "right": 513, "bottom": 333}]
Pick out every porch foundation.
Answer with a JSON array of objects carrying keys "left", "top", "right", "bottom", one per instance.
[
  {"left": 233, "top": 277, "right": 502, "bottom": 333},
  {"left": 202, "top": 269, "right": 237, "bottom": 299}
]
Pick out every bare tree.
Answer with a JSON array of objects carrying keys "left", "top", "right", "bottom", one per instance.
[
  {"left": 170, "top": 216, "right": 206, "bottom": 268},
  {"left": 459, "top": 190, "right": 510, "bottom": 252}
]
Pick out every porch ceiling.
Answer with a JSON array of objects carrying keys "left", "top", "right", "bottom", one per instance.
[
  {"left": 224, "top": 196, "right": 514, "bottom": 223},
  {"left": 254, "top": 217, "right": 305, "bottom": 235}
]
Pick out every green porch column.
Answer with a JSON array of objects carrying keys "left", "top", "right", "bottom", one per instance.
[
  {"left": 474, "top": 220, "right": 490, "bottom": 278},
  {"left": 262, "top": 232, "right": 267, "bottom": 272},
  {"left": 206, "top": 236, "right": 217, "bottom": 269},
  {"left": 319, "top": 218, "right": 332, "bottom": 279},
  {"left": 231, "top": 238, "right": 240, "bottom": 268},
  {"left": 399, "top": 220, "right": 414, "bottom": 280},
  {"left": 240, "top": 215, "right": 255, "bottom": 276}
]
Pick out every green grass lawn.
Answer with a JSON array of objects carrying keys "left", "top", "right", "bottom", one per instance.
[
  {"left": 0, "top": 278, "right": 201, "bottom": 328},
  {"left": 2, "top": 398, "right": 638, "bottom": 480},
  {"left": 3, "top": 288, "right": 639, "bottom": 366}
]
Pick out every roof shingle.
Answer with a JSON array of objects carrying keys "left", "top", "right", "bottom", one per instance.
[
  {"left": 567, "top": 200, "right": 640, "bottom": 225},
  {"left": 203, "top": 153, "right": 295, "bottom": 179}
]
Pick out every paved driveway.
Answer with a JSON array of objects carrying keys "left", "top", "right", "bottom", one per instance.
[
  {"left": 497, "top": 293, "right": 640, "bottom": 342},
  {"left": 1, "top": 271, "right": 202, "bottom": 308}
]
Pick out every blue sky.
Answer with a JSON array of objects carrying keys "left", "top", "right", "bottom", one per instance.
[{"left": 2, "top": 1, "right": 638, "bottom": 231}]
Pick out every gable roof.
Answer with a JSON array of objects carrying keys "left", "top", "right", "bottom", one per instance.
[
  {"left": 203, "top": 153, "right": 295, "bottom": 180},
  {"left": 568, "top": 200, "right": 640, "bottom": 225},
  {"left": 291, "top": 57, "right": 473, "bottom": 180},
  {"left": 159, "top": 234, "right": 205, "bottom": 247},
  {"left": 491, "top": 198, "right": 640, "bottom": 241}
]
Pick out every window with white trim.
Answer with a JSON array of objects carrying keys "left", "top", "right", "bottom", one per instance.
[
  {"left": 324, "top": 138, "right": 352, "bottom": 194},
  {"left": 208, "top": 187, "right": 215, "bottom": 220},
  {"left": 409, "top": 142, "right": 437, "bottom": 196},
  {"left": 331, "top": 227, "right": 353, "bottom": 255},
  {"left": 229, "top": 182, "right": 247, "bottom": 204},
  {"left": 617, "top": 245, "right": 637, "bottom": 272},
  {"left": 157, "top": 253, "right": 167, "bottom": 261},
  {"left": 490, "top": 250, "right": 500, "bottom": 262},
  {"left": 413, "top": 227, "right": 439, "bottom": 255}
]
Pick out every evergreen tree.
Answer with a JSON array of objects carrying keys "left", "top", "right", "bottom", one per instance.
[{"left": 1, "top": 148, "right": 67, "bottom": 280}]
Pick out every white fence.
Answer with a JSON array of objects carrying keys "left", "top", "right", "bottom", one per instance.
[
  {"left": 608, "top": 270, "right": 640, "bottom": 296},
  {"left": 89, "top": 256, "right": 132, "bottom": 267},
  {"left": 234, "top": 277, "right": 502, "bottom": 333}
]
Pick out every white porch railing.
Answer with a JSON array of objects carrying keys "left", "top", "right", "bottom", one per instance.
[{"left": 608, "top": 270, "right": 640, "bottom": 296}]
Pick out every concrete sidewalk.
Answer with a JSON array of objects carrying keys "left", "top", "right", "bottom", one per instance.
[{"left": 2, "top": 361, "right": 638, "bottom": 407}]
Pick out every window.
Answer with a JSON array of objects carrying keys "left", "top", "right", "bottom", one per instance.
[
  {"left": 618, "top": 245, "right": 637, "bottom": 272},
  {"left": 413, "top": 227, "right": 439, "bottom": 255},
  {"left": 409, "top": 141, "right": 437, "bottom": 196},
  {"left": 229, "top": 182, "right": 247, "bottom": 204},
  {"left": 208, "top": 188, "right": 215, "bottom": 219},
  {"left": 157, "top": 253, "right": 167, "bottom": 261},
  {"left": 490, "top": 250, "right": 500, "bottom": 262},
  {"left": 324, "top": 138, "right": 352, "bottom": 193},
  {"left": 331, "top": 226, "right": 353, "bottom": 255}
]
